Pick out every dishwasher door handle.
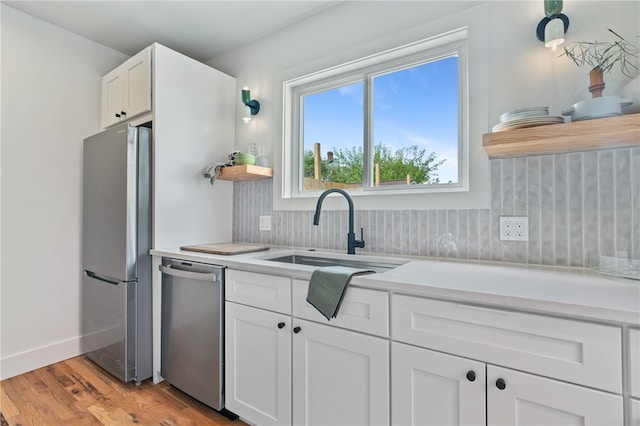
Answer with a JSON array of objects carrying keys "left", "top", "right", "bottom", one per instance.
[{"left": 159, "top": 264, "right": 219, "bottom": 282}]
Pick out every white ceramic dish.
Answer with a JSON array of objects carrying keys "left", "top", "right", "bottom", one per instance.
[
  {"left": 562, "top": 96, "right": 633, "bottom": 122},
  {"left": 492, "top": 115, "right": 564, "bottom": 132},
  {"left": 499, "top": 107, "right": 548, "bottom": 123}
]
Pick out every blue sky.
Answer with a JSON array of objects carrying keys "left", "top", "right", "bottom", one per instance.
[{"left": 303, "top": 55, "right": 459, "bottom": 183}]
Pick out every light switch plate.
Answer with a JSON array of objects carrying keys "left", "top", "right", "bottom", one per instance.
[
  {"left": 259, "top": 215, "right": 271, "bottom": 231},
  {"left": 499, "top": 216, "right": 528, "bottom": 241}
]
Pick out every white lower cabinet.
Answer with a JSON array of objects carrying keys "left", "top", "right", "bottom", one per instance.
[
  {"left": 224, "top": 271, "right": 629, "bottom": 426},
  {"left": 487, "top": 365, "right": 623, "bottom": 425},
  {"left": 391, "top": 294, "right": 625, "bottom": 426},
  {"left": 392, "top": 342, "right": 622, "bottom": 426},
  {"left": 292, "top": 319, "right": 389, "bottom": 426},
  {"left": 392, "top": 342, "right": 485, "bottom": 426},
  {"left": 630, "top": 398, "right": 640, "bottom": 425},
  {"left": 225, "top": 271, "right": 389, "bottom": 426},
  {"left": 629, "top": 328, "right": 640, "bottom": 398},
  {"left": 225, "top": 302, "right": 291, "bottom": 426}
]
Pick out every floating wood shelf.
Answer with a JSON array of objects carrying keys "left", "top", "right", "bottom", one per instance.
[
  {"left": 482, "top": 113, "right": 640, "bottom": 158},
  {"left": 218, "top": 165, "right": 273, "bottom": 181}
]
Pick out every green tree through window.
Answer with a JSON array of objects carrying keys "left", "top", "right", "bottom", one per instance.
[{"left": 304, "top": 144, "right": 445, "bottom": 185}]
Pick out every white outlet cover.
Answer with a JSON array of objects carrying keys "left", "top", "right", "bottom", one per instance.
[
  {"left": 499, "top": 216, "right": 528, "bottom": 241},
  {"left": 259, "top": 215, "right": 271, "bottom": 231}
]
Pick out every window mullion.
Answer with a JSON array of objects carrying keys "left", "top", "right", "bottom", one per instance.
[{"left": 362, "top": 73, "right": 372, "bottom": 189}]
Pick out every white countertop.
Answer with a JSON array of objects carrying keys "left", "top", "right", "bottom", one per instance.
[{"left": 150, "top": 246, "right": 640, "bottom": 326}]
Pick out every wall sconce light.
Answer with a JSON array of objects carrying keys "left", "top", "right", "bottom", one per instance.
[
  {"left": 536, "top": 0, "right": 569, "bottom": 51},
  {"left": 241, "top": 87, "right": 260, "bottom": 123}
]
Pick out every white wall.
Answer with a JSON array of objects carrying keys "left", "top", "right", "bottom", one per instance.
[
  {"left": 1, "top": 4, "right": 128, "bottom": 379},
  {"left": 486, "top": 1, "right": 639, "bottom": 119},
  {"left": 209, "top": 1, "right": 639, "bottom": 210}
]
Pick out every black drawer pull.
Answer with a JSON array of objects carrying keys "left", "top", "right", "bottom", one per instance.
[
  {"left": 277, "top": 322, "right": 285, "bottom": 329},
  {"left": 496, "top": 378, "right": 506, "bottom": 390},
  {"left": 293, "top": 326, "right": 301, "bottom": 334}
]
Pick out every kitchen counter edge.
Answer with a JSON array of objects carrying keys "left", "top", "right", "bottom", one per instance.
[{"left": 150, "top": 246, "right": 640, "bottom": 326}]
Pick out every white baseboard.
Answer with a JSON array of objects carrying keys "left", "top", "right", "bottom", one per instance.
[{"left": 0, "top": 336, "right": 83, "bottom": 380}]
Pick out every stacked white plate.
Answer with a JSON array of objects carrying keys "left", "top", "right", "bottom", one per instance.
[{"left": 493, "top": 106, "right": 565, "bottom": 132}]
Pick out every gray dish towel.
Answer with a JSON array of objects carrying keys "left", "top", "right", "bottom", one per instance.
[{"left": 306, "top": 266, "right": 375, "bottom": 320}]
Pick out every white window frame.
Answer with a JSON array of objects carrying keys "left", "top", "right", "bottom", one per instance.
[{"left": 283, "top": 27, "right": 469, "bottom": 200}]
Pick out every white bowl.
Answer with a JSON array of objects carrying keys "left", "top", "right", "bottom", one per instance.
[{"left": 562, "top": 96, "right": 633, "bottom": 121}]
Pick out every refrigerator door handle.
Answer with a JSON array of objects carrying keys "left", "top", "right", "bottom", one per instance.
[
  {"left": 85, "top": 270, "right": 120, "bottom": 285},
  {"left": 159, "top": 264, "right": 219, "bottom": 282}
]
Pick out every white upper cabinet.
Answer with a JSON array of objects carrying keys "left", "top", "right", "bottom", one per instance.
[{"left": 100, "top": 47, "right": 152, "bottom": 128}]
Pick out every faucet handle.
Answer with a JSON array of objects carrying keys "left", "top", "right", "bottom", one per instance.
[{"left": 356, "top": 227, "right": 366, "bottom": 248}]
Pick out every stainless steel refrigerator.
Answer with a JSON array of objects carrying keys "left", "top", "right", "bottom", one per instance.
[{"left": 81, "top": 122, "right": 152, "bottom": 383}]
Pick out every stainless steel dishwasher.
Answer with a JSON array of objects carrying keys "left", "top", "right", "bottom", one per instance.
[{"left": 160, "top": 258, "right": 225, "bottom": 410}]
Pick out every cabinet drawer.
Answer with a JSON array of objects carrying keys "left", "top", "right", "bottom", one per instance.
[
  {"left": 226, "top": 270, "right": 291, "bottom": 314},
  {"left": 392, "top": 294, "right": 622, "bottom": 393},
  {"left": 630, "top": 328, "right": 640, "bottom": 398},
  {"left": 293, "top": 279, "right": 389, "bottom": 337}
]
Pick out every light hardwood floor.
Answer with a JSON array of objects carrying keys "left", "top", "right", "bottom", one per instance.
[{"left": 1, "top": 355, "right": 247, "bottom": 426}]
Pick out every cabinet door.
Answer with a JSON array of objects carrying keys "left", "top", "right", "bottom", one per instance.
[
  {"left": 392, "top": 342, "right": 485, "bottom": 426},
  {"left": 122, "top": 47, "right": 151, "bottom": 120},
  {"left": 630, "top": 398, "right": 640, "bottom": 426},
  {"left": 100, "top": 47, "right": 151, "bottom": 129},
  {"left": 487, "top": 365, "right": 623, "bottom": 425},
  {"left": 630, "top": 328, "right": 640, "bottom": 398},
  {"left": 293, "top": 319, "right": 389, "bottom": 426},
  {"left": 100, "top": 68, "right": 124, "bottom": 128},
  {"left": 225, "top": 302, "right": 291, "bottom": 425}
]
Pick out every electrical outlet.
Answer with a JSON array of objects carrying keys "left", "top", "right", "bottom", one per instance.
[
  {"left": 259, "top": 215, "right": 271, "bottom": 231},
  {"left": 500, "top": 216, "right": 529, "bottom": 241}
]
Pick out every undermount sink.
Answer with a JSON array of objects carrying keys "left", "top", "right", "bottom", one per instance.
[{"left": 262, "top": 253, "right": 405, "bottom": 272}]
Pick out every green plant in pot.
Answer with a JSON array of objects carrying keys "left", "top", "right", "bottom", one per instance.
[
  {"left": 562, "top": 29, "right": 639, "bottom": 98},
  {"left": 560, "top": 29, "right": 639, "bottom": 121}
]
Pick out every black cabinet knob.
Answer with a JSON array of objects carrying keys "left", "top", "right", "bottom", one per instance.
[
  {"left": 115, "top": 113, "right": 121, "bottom": 118},
  {"left": 277, "top": 322, "right": 285, "bottom": 329},
  {"left": 121, "top": 111, "right": 127, "bottom": 116},
  {"left": 496, "top": 378, "right": 506, "bottom": 390},
  {"left": 293, "top": 326, "right": 301, "bottom": 334},
  {"left": 466, "top": 370, "right": 476, "bottom": 382}
]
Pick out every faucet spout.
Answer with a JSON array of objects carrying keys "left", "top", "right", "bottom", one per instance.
[{"left": 313, "top": 188, "right": 365, "bottom": 255}]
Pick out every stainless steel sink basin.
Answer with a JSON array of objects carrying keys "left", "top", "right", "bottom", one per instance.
[{"left": 263, "top": 253, "right": 404, "bottom": 272}]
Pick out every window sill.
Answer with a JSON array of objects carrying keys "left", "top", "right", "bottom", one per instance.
[{"left": 482, "top": 114, "right": 640, "bottom": 159}]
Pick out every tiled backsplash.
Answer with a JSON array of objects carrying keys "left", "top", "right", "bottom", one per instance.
[{"left": 233, "top": 147, "right": 639, "bottom": 267}]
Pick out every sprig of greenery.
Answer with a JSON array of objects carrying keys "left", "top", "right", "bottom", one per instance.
[{"left": 562, "top": 29, "right": 639, "bottom": 77}]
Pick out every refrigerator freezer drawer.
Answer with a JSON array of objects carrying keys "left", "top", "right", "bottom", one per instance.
[
  {"left": 81, "top": 272, "right": 136, "bottom": 382},
  {"left": 161, "top": 259, "right": 225, "bottom": 411}
]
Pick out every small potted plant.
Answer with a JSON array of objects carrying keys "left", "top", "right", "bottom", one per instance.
[
  {"left": 562, "top": 28, "right": 639, "bottom": 98},
  {"left": 560, "top": 29, "right": 639, "bottom": 120}
]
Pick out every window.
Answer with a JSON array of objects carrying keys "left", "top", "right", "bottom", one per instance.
[{"left": 283, "top": 28, "right": 468, "bottom": 198}]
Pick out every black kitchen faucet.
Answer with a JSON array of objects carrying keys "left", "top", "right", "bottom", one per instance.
[{"left": 313, "top": 188, "right": 365, "bottom": 255}]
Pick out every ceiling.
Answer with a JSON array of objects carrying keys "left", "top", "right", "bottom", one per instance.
[{"left": 2, "top": 1, "right": 343, "bottom": 62}]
